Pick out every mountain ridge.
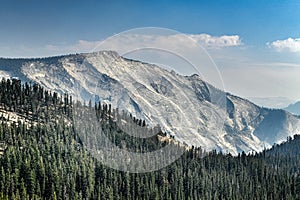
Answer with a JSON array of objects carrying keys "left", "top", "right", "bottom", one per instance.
[
  {"left": 284, "top": 101, "right": 300, "bottom": 115},
  {"left": 1, "top": 51, "right": 299, "bottom": 155}
]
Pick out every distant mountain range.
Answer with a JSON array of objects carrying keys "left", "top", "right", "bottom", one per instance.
[
  {"left": 1, "top": 51, "right": 300, "bottom": 155},
  {"left": 284, "top": 101, "right": 300, "bottom": 115}
]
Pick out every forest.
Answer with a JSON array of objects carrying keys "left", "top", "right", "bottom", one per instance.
[{"left": 0, "top": 78, "right": 299, "bottom": 200}]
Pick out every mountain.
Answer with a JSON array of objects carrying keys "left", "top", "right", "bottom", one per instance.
[
  {"left": 1, "top": 51, "right": 300, "bottom": 155},
  {"left": 284, "top": 101, "right": 300, "bottom": 115}
]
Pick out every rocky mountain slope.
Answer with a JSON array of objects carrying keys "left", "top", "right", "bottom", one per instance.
[{"left": 1, "top": 51, "right": 300, "bottom": 155}]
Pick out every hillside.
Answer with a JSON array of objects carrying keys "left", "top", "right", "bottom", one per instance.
[
  {"left": 1, "top": 51, "right": 300, "bottom": 155},
  {"left": 0, "top": 79, "right": 300, "bottom": 199}
]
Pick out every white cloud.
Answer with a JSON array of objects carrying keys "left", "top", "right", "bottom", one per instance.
[
  {"left": 45, "top": 40, "right": 99, "bottom": 53},
  {"left": 45, "top": 33, "right": 242, "bottom": 55},
  {"left": 189, "top": 34, "right": 242, "bottom": 48},
  {"left": 268, "top": 38, "right": 300, "bottom": 53}
]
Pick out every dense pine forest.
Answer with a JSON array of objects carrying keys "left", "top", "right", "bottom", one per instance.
[{"left": 0, "top": 78, "right": 300, "bottom": 199}]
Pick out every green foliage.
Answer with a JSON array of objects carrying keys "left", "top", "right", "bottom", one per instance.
[{"left": 0, "top": 78, "right": 299, "bottom": 199}]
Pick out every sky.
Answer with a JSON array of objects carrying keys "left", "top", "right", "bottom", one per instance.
[{"left": 0, "top": 0, "right": 300, "bottom": 107}]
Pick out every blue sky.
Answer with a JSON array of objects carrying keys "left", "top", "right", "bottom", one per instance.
[
  {"left": 0, "top": 0, "right": 300, "bottom": 105},
  {"left": 1, "top": 0, "right": 299, "bottom": 51}
]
